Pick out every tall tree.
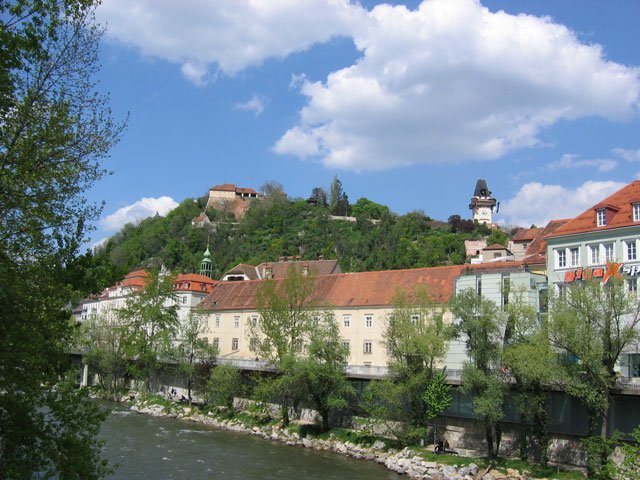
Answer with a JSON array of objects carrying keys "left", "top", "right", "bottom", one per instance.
[
  {"left": 247, "top": 265, "right": 320, "bottom": 425},
  {"left": 118, "top": 270, "right": 179, "bottom": 393},
  {"left": 548, "top": 277, "right": 640, "bottom": 477},
  {"left": 451, "top": 289, "right": 507, "bottom": 459},
  {"left": 502, "top": 289, "right": 557, "bottom": 465},
  {"left": 297, "top": 312, "right": 353, "bottom": 431},
  {"left": 329, "top": 175, "right": 350, "bottom": 216},
  {"left": 171, "top": 310, "right": 218, "bottom": 405},
  {"left": 0, "top": 1, "right": 123, "bottom": 477}
]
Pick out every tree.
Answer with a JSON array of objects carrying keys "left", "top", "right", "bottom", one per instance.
[
  {"left": 247, "top": 264, "right": 320, "bottom": 425},
  {"left": 617, "top": 427, "right": 640, "bottom": 480},
  {"left": 83, "top": 313, "right": 129, "bottom": 401},
  {"left": 351, "top": 197, "right": 389, "bottom": 220},
  {"left": 172, "top": 310, "right": 218, "bottom": 405},
  {"left": 502, "top": 289, "right": 557, "bottom": 465},
  {"left": 486, "top": 229, "right": 510, "bottom": 247},
  {"left": 297, "top": 312, "right": 354, "bottom": 431},
  {"left": 308, "top": 186, "right": 328, "bottom": 207},
  {"left": 0, "top": 1, "right": 123, "bottom": 477},
  {"left": 205, "top": 364, "right": 244, "bottom": 411},
  {"left": 383, "top": 285, "right": 454, "bottom": 443},
  {"left": 329, "top": 175, "right": 350, "bottom": 216},
  {"left": 451, "top": 289, "right": 507, "bottom": 459},
  {"left": 118, "top": 270, "right": 179, "bottom": 393},
  {"left": 548, "top": 277, "right": 640, "bottom": 477}
]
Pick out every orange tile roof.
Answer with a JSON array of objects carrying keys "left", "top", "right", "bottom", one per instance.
[
  {"left": 512, "top": 227, "right": 543, "bottom": 242},
  {"left": 257, "top": 259, "right": 342, "bottom": 278},
  {"left": 175, "top": 273, "right": 217, "bottom": 294},
  {"left": 211, "top": 183, "right": 237, "bottom": 192},
  {"left": 200, "top": 262, "right": 531, "bottom": 312},
  {"left": 483, "top": 243, "right": 510, "bottom": 251},
  {"left": 547, "top": 180, "right": 640, "bottom": 238},
  {"left": 526, "top": 219, "right": 570, "bottom": 255}
]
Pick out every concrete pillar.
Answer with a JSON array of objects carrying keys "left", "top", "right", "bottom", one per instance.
[{"left": 81, "top": 363, "right": 89, "bottom": 387}]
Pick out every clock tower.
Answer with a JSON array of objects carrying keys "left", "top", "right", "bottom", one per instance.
[{"left": 469, "top": 179, "right": 497, "bottom": 224}]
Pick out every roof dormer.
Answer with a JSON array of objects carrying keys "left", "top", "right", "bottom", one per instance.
[{"left": 593, "top": 203, "right": 619, "bottom": 227}]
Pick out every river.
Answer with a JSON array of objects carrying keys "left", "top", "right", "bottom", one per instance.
[{"left": 99, "top": 403, "right": 401, "bottom": 480}]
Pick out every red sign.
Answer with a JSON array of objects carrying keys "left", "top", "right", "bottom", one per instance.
[{"left": 564, "top": 261, "right": 633, "bottom": 285}]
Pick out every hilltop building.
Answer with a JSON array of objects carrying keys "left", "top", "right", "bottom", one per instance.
[
  {"left": 469, "top": 178, "right": 497, "bottom": 225},
  {"left": 205, "top": 183, "right": 262, "bottom": 218}
]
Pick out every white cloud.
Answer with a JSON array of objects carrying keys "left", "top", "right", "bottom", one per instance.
[
  {"left": 100, "top": 196, "right": 178, "bottom": 231},
  {"left": 233, "top": 94, "right": 267, "bottom": 116},
  {"left": 98, "top": 0, "right": 366, "bottom": 83},
  {"left": 612, "top": 147, "right": 640, "bottom": 162},
  {"left": 276, "top": 0, "right": 640, "bottom": 170},
  {"left": 499, "top": 181, "right": 625, "bottom": 227},
  {"left": 547, "top": 154, "right": 617, "bottom": 172}
]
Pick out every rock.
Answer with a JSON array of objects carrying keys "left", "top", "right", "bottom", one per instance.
[
  {"left": 372, "top": 440, "right": 386, "bottom": 450},
  {"left": 468, "top": 464, "right": 479, "bottom": 476},
  {"left": 423, "top": 461, "right": 438, "bottom": 469},
  {"left": 482, "top": 474, "right": 494, "bottom": 480}
]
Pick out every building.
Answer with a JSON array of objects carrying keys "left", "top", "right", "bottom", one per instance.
[
  {"left": 546, "top": 180, "right": 640, "bottom": 379},
  {"left": 205, "top": 183, "right": 262, "bottom": 218},
  {"left": 469, "top": 178, "right": 497, "bottom": 225},
  {"left": 79, "top": 269, "right": 216, "bottom": 327}
]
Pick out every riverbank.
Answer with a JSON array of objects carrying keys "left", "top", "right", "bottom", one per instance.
[{"left": 124, "top": 395, "right": 583, "bottom": 480}]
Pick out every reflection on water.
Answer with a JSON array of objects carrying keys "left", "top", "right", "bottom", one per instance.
[{"left": 99, "top": 403, "right": 400, "bottom": 480}]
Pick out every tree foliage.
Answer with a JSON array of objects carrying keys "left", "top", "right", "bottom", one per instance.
[
  {"left": 206, "top": 364, "right": 244, "bottom": 411},
  {"left": 451, "top": 289, "right": 507, "bottom": 459},
  {"left": 548, "top": 278, "right": 640, "bottom": 477},
  {"left": 0, "top": 1, "right": 123, "bottom": 477},
  {"left": 117, "top": 270, "right": 179, "bottom": 392}
]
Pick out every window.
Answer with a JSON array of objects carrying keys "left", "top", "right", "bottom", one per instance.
[
  {"left": 251, "top": 316, "right": 259, "bottom": 326},
  {"left": 363, "top": 340, "right": 373, "bottom": 354},
  {"left": 589, "top": 245, "right": 600, "bottom": 265},
  {"left": 634, "top": 203, "right": 640, "bottom": 222},
  {"left": 410, "top": 314, "right": 419, "bottom": 325},
  {"left": 343, "top": 314, "right": 351, "bottom": 327},
  {"left": 250, "top": 338, "right": 258, "bottom": 351},
  {"left": 182, "top": 296, "right": 187, "bottom": 305},
  {"left": 604, "top": 243, "right": 615, "bottom": 262},
  {"left": 557, "top": 249, "right": 566, "bottom": 268},
  {"left": 597, "top": 208, "right": 606, "bottom": 227},
  {"left": 476, "top": 277, "right": 482, "bottom": 296},
  {"left": 212, "top": 337, "right": 219, "bottom": 349},
  {"left": 231, "top": 338, "right": 239, "bottom": 350},
  {"left": 557, "top": 283, "right": 567, "bottom": 302},
  {"left": 502, "top": 275, "right": 510, "bottom": 308},
  {"left": 365, "top": 315, "right": 373, "bottom": 327},
  {"left": 626, "top": 241, "right": 637, "bottom": 261},
  {"left": 627, "top": 278, "right": 637, "bottom": 294},
  {"left": 234, "top": 316, "right": 240, "bottom": 328},
  {"left": 342, "top": 340, "right": 350, "bottom": 353},
  {"left": 570, "top": 248, "right": 579, "bottom": 267}
]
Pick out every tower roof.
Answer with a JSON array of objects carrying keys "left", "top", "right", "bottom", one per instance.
[{"left": 473, "top": 179, "right": 492, "bottom": 198}]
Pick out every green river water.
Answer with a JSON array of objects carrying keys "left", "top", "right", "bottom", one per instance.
[{"left": 99, "top": 403, "right": 401, "bottom": 480}]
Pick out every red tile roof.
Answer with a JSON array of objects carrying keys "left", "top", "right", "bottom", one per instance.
[
  {"left": 257, "top": 259, "right": 342, "bottom": 278},
  {"left": 526, "top": 219, "right": 570, "bottom": 256},
  {"left": 512, "top": 228, "right": 543, "bottom": 242},
  {"left": 210, "top": 183, "right": 259, "bottom": 196},
  {"left": 547, "top": 181, "right": 640, "bottom": 238},
  {"left": 483, "top": 243, "right": 510, "bottom": 251},
  {"left": 200, "top": 262, "right": 531, "bottom": 312},
  {"left": 175, "top": 273, "right": 217, "bottom": 293}
]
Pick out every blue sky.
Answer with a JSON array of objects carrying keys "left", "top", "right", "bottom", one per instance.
[{"left": 89, "top": 0, "right": 640, "bottom": 246}]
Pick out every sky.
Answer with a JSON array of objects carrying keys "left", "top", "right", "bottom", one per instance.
[{"left": 89, "top": 0, "right": 640, "bottom": 247}]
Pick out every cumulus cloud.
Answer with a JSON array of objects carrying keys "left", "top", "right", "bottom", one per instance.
[
  {"left": 100, "top": 196, "right": 178, "bottom": 231},
  {"left": 276, "top": 0, "right": 640, "bottom": 170},
  {"left": 612, "top": 147, "right": 640, "bottom": 162},
  {"left": 499, "top": 181, "right": 625, "bottom": 227},
  {"left": 98, "top": 0, "right": 366, "bottom": 83},
  {"left": 547, "top": 154, "right": 617, "bottom": 172},
  {"left": 233, "top": 94, "right": 267, "bottom": 116}
]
